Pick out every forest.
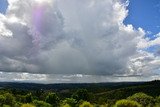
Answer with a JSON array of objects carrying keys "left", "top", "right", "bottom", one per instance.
[{"left": 0, "top": 80, "right": 160, "bottom": 107}]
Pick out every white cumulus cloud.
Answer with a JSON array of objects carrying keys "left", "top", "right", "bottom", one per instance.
[{"left": 0, "top": 0, "right": 159, "bottom": 82}]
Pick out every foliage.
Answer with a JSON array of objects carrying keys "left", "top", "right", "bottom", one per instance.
[
  {"left": 3, "top": 93, "right": 16, "bottom": 106},
  {"left": 0, "top": 81, "right": 160, "bottom": 107},
  {"left": 25, "top": 93, "right": 33, "bottom": 103},
  {"left": 45, "top": 92, "right": 60, "bottom": 106},
  {"left": 62, "top": 98, "right": 77, "bottom": 107},
  {"left": 21, "top": 103, "right": 35, "bottom": 107},
  {"left": 61, "top": 104, "right": 71, "bottom": 107},
  {"left": 16, "top": 95, "right": 26, "bottom": 103},
  {"left": 156, "top": 96, "right": 160, "bottom": 103},
  {"left": 79, "top": 101, "right": 93, "bottom": 107},
  {"left": 127, "top": 92, "right": 155, "bottom": 107},
  {"left": 0, "top": 95, "right": 5, "bottom": 106},
  {"left": 114, "top": 99, "right": 142, "bottom": 107},
  {"left": 33, "top": 100, "right": 52, "bottom": 107},
  {"left": 14, "top": 102, "right": 22, "bottom": 107},
  {"left": 72, "top": 89, "right": 90, "bottom": 101},
  {"left": 2, "top": 105, "right": 11, "bottom": 107}
]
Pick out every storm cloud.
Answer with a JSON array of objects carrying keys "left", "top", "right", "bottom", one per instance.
[{"left": 0, "top": 0, "right": 160, "bottom": 82}]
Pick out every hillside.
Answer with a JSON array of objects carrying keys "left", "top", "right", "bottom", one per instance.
[{"left": 0, "top": 80, "right": 160, "bottom": 107}]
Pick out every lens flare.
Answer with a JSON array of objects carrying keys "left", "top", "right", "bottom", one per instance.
[
  {"left": 33, "top": 6, "right": 44, "bottom": 32},
  {"left": 30, "top": 4, "right": 45, "bottom": 53}
]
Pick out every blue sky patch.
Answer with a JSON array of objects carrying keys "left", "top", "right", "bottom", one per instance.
[
  {"left": 124, "top": 0, "right": 160, "bottom": 37},
  {"left": 0, "top": 0, "right": 8, "bottom": 14}
]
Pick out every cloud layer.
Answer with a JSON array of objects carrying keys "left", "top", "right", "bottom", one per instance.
[{"left": 0, "top": 0, "right": 160, "bottom": 82}]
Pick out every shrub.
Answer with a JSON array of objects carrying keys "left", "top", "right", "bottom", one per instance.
[
  {"left": 16, "top": 95, "right": 26, "bottom": 103},
  {"left": 33, "top": 100, "right": 52, "bottom": 107},
  {"left": 3, "top": 93, "right": 16, "bottom": 106},
  {"left": 61, "top": 104, "right": 71, "bottom": 107},
  {"left": 79, "top": 101, "right": 93, "bottom": 107},
  {"left": 21, "top": 103, "right": 35, "bottom": 107},
  {"left": 156, "top": 96, "right": 160, "bottom": 103},
  {"left": 0, "top": 95, "right": 5, "bottom": 106},
  {"left": 62, "top": 98, "right": 77, "bottom": 107},
  {"left": 25, "top": 93, "right": 33, "bottom": 103},
  {"left": 93, "top": 104, "right": 109, "bottom": 107},
  {"left": 72, "top": 89, "right": 90, "bottom": 101},
  {"left": 114, "top": 99, "right": 142, "bottom": 107},
  {"left": 2, "top": 105, "right": 11, "bottom": 107},
  {"left": 14, "top": 102, "right": 23, "bottom": 107},
  {"left": 45, "top": 92, "right": 60, "bottom": 106},
  {"left": 127, "top": 93, "right": 155, "bottom": 107}
]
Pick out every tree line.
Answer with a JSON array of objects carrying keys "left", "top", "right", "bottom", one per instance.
[{"left": 0, "top": 88, "right": 160, "bottom": 107}]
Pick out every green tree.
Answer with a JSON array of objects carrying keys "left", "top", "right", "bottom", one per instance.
[
  {"left": 25, "top": 93, "right": 33, "bottom": 103},
  {"left": 72, "top": 89, "right": 90, "bottom": 101},
  {"left": 61, "top": 104, "right": 71, "bottom": 107},
  {"left": 79, "top": 101, "right": 93, "bottom": 107},
  {"left": 156, "top": 95, "right": 160, "bottom": 103},
  {"left": 21, "top": 103, "right": 35, "bottom": 107},
  {"left": 127, "top": 93, "right": 155, "bottom": 107},
  {"left": 14, "top": 102, "right": 23, "bottom": 107},
  {"left": 62, "top": 98, "right": 77, "bottom": 107},
  {"left": 33, "top": 100, "right": 52, "bottom": 107},
  {"left": 155, "top": 96, "right": 160, "bottom": 107},
  {"left": 2, "top": 105, "right": 11, "bottom": 107},
  {"left": 45, "top": 92, "right": 60, "bottom": 106},
  {"left": 114, "top": 99, "right": 142, "bottom": 107},
  {"left": 3, "top": 93, "right": 16, "bottom": 106},
  {"left": 0, "top": 95, "right": 5, "bottom": 106},
  {"left": 16, "top": 95, "right": 26, "bottom": 103}
]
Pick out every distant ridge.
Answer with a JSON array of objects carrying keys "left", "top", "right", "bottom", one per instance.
[{"left": 0, "top": 80, "right": 159, "bottom": 90}]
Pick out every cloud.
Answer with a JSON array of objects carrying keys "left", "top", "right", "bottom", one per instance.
[
  {"left": 0, "top": 0, "right": 159, "bottom": 82},
  {"left": 129, "top": 50, "right": 160, "bottom": 76},
  {"left": 134, "top": 32, "right": 160, "bottom": 77},
  {"left": 0, "top": 71, "right": 159, "bottom": 83},
  {"left": 137, "top": 32, "right": 160, "bottom": 49}
]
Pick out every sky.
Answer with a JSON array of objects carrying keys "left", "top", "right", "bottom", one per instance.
[
  {"left": 125, "top": 0, "right": 160, "bottom": 36},
  {"left": 0, "top": 0, "right": 8, "bottom": 14},
  {"left": 0, "top": 0, "right": 159, "bottom": 83}
]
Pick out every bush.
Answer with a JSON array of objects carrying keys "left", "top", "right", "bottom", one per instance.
[
  {"left": 72, "top": 89, "right": 90, "bottom": 101},
  {"left": 0, "top": 95, "right": 5, "bottom": 106},
  {"left": 25, "top": 93, "right": 33, "bottom": 103},
  {"left": 21, "top": 103, "right": 35, "bottom": 107},
  {"left": 33, "top": 100, "right": 52, "bottom": 107},
  {"left": 114, "top": 99, "right": 142, "bottom": 107},
  {"left": 45, "top": 92, "right": 60, "bottom": 106},
  {"left": 156, "top": 96, "right": 160, "bottom": 103},
  {"left": 127, "top": 93, "right": 155, "bottom": 107},
  {"left": 62, "top": 98, "right": 77, "bottom": 107},
  {"left": 2, "top": 105, "right": 11, "bottom": 107},
  {"left": 3, "top": 93, "right": 16, "bottom": 106},
  {"left": 14, "top": 102, "right": 23, "bottom": 107},
  {"left": 155, "top": 96, "right": 160, "bottom": 107},
  {"left": 79, "top": 101, "right": 93, "bottom": 107},
  {"left": 16, "top": 95, "right": 26, "bottom": 103},
  {"left": 61, "top": 104, "right": 71, "bottom": 107},
  {"left": 93, "top": 104, "right": 109, "bottom": 107}
]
